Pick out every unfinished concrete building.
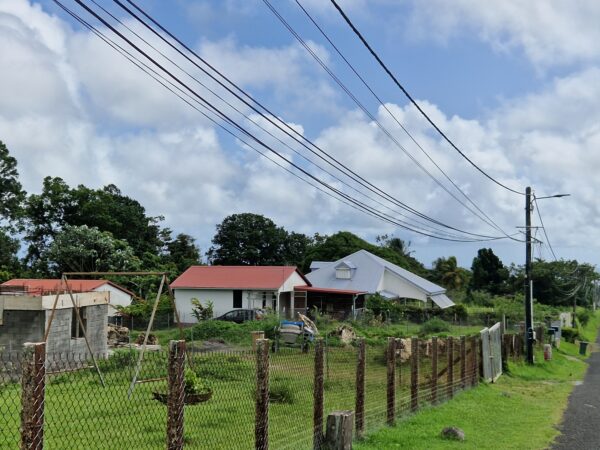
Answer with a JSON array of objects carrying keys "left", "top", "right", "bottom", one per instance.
[{"left": 0, "top": 290, "right": 109, "bottom": 356}]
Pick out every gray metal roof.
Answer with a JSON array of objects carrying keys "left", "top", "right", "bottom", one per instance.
[{"left": 306, "top": 249, "right": 453, "bottom": 308}]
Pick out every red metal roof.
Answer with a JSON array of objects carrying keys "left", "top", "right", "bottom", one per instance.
[
  {"left": 170, "top": 266, "right": 309, "bottom": 290},
  {"left": 1, "top": 279, "right": 134, "bottom": 297},
  {"left": 294, "top": 285, "right": 365, "bottom": 295}
]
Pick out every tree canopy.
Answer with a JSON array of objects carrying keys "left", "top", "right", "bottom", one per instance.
[
  {"left": 470, "top": 248, "right": 510, "bottom": 295},
  {"left": 207, "top": 213, "right": 313, "bottom": 266},
  {"left": 0, "top": 140, "right": 26, "bottom": 227}
]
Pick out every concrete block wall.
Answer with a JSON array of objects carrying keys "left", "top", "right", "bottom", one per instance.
[
  {"left": 45, "top": 304, "right": 108, "bottom": 357},
  {"left": 0, "top": 310, "right": 45, "bottom": 351}
]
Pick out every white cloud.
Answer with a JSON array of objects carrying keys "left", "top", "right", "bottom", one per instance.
[
  {"left": 406, "top": 0, "right": 600, "bottom": 67},
  {"left": 2, "top": 0, "right": 600, "bottom": 268}
]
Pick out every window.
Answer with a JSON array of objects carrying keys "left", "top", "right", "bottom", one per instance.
[
  {"left": 336, "top": 268, "right": 351, "bottom": 279},
  {"left": 262, "top": 292, "right": 267, "bottom": 309},
  {"left": 233, "top": 290, "right": 243, "bottom": 308},
  {"left": 71, "top": 307, "right": 87, "bottom": 339}
]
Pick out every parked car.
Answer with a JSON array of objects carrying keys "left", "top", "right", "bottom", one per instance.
[{"left": 214, "top": 309, "right": 265, "bottom": 324}]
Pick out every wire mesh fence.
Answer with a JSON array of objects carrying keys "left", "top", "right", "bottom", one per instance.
[{"left": 0, "top": 330, "right": 518, "bottom": 449}]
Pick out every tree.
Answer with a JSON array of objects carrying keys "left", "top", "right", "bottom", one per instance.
[
  {"left": 469, "top": 248, "right": 509, "bottom": 295},
  {"left": 45, "top": 225, "right": 140, "bottom": 275},
  {"left": 0, "top": 230, "right": 21, "bottom": 282},
  {"left": 24, "top": 177, "right": 165, "bottom": 272},
  {"left": 0, "top": 140, "right": 26, "bottom": 227},
  {"left": 207, "top": 213, "right": 288, "bottom": 265},
  {"left": 164, "top": 233, "right": 201, "bottom": 273},
  {"left": 431, "top": 256, "right": 470, "bottom": 291}
]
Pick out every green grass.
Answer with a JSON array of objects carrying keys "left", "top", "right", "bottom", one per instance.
[{"left": 355, "top": 312, "right": 600, "bottom": 450}]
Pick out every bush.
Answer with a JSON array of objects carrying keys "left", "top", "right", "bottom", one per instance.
[
  {"left": 577, "top": 309, "right": 592, "bottom": 327},
  {"left": 184, "top": 369, "right": 211, "bottom": 395},
  {"left": 191, "top": 299, "right": 214, "bottom": 322},
  {"left": 419, "top": 318, "right": 451, "bottom": 336},
  {"left": 561, "top": 327, "right": 581, "bottom": 343}
]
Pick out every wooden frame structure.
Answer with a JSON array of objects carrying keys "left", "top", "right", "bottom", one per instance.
[{"left": 43, "top": 271, "right": 185, "bottom": 394}]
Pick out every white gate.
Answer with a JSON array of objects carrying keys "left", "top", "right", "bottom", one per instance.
[{"left": 480, "top": 322, "right": 503, "bottom": 382}]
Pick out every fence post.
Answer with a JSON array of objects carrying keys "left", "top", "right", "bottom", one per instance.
[
  {"left": 431, "top": 336, "right": 438, "bottom": 404},
  {"left": 471, "top": 336, "right": 479, "bottom": 386},
  {"left": 501, "top": 334, "right": 509, "bottom": 372},
  {"left": 256, "top": 339, "right": 269, "bottom": 450},
  {"left": 410, "top": 337, "right": 419, "bottom": 412},
  {"left": 447, "top": 337, "right": 454, "bottom": 399},
  {"left": 167, "top": 340, "right": 185, "bottom": 450},
  {"left": 387, "top": 337, "right": 396, "bottom": 425},
  {"left": 325, "top": 411, "right": 354, "bottom": 450},
  {"left": 21, "top": 342, "right": 45, "bottom": 450},
  {"left": 314, "top": 338, "right": 324, "bottom": 450},
  {"left": 460, "top": 336, "right": 466, "bottom": 390},
  {"left": 355, "top": 338, "right": 365, "bottom": 438},
  {"left": 536, "top": 326, "right": 544, "bottom": 348}
]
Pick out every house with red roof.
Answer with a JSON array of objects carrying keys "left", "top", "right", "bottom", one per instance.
[
  {"left": 171, "top": 266, "right": 311, "bottom": 323},
  {"left": 1, "top": 279, "right": 134, "bottom": 317}
]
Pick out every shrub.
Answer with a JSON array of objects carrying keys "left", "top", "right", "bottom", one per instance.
[
  {"left": 191, "top": 299, "right": 214, "bottom": 322},
  {"left": 184, "top": 369, "right": 211, "bottom": 395},
  {"left": 253, "top": 380, "right": 295, "bottom": 404},
  {"left": 419, "top": 318, "right": 451, "bottom": 336},
  {"left": 577, "top": 309, "right": 592, "bottom": 327},
  {"left": 193, "top": 354, "right": 254, "bottom": 381},
  {"left": 561, "top": 327, "right": 581, "bottom": 343}
]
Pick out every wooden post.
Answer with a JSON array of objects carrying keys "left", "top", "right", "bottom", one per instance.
[
  {"left": 501, "top": 334, "right": 509, "bottom": 372},
  {"left": 471, "top": 336, "right": 479, "bottom": 386},
  {"left": 314, "top": 339, "right": 324, "bottom": 450},
  {"left": 447, "top": 337, "right": 454, "bottom": 399},
  {"left": 167, "top": 340, "right": 185, "bottom": 450},
  {"left": 431, "top": 336, "right": 438, "bottom": 404},
  {"left": 252, "top": 331, "right": 265, "bottom": 352},
  {"left": 325, "top": 411, "right": 354, "bottom": 450},
  {"left": 21, "top": 342, "right": 45, "bottom": 450},
  {"left": 386, "top": 337, "right": 396, "bottom": 425},
  {"left": 256, "top": 339, "right": 269, "bottom": 450},
  {"left": 460, "top": 336, "right": 466, "bottom": 390},
  {"left": 410, "top": 337, "right": 419, "bottom": 412},
  {"left": 355, "top": 338, "right": 365, "bottom": 438},
  {"left": 536, "top": 326, "right": 544, "bottom": 347}
]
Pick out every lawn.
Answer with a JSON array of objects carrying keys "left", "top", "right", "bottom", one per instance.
[{"left": 354, "top": 313, "right": 600, "bottom": 450}]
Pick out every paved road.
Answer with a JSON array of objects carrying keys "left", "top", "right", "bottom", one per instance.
[{"left": 552, "top": 332, "right": 600, "bottom": 450}]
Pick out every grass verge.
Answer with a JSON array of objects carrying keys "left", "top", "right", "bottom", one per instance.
[{"left": 355, "top": 312, "right": 600, "bottom": 450}]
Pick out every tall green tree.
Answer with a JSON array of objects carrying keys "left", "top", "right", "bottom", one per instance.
[
  {"left": 0, "top": 230, "right": 21, "bottom": 282},
  {"left": 24, "top": 177, "right": 164, "bottom": 273},
  {"left": 207, "top": 213, "right": 288, "bottom": 265},
  {"left": 45, "top": 225, "right": 140, "bottom": 275},
  {"left": 0, "top": 140, "right": 26, "bottom": 227},
  {"left": 163, "top": 233, "right": 201, "bottom": 273},
  {"left": 469, "top": 248, "right": 509, "bottom": 295},
  {"left": 431, "top": 256, "right": 470, "bottom": 291}
]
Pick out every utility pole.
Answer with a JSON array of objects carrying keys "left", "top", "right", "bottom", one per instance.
[{"left": 525, "top": 186, "right": 534, "bottom": 364}]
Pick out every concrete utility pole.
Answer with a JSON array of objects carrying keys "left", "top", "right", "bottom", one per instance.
[
  {"left": 525, "top": 187, "right": 534, "bottom": 365},
  {"left": 525, "top": 189, "right": 570, "bottom": 365}
]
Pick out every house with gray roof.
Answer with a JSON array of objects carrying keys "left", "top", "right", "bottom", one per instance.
[{"left": 306, "top": 250, "right": 454, "bottom": 312}]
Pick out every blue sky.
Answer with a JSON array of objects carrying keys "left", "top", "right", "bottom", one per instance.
[{"left": 2, "top": 0, "right": 600, "bottom": 269}]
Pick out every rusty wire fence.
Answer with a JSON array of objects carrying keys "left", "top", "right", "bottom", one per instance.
[{"left": 0, "top": 334, "right": 518, "bottom": 449}]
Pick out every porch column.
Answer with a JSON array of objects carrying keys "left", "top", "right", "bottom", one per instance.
[
  {"left": 290, "top": 292, "right": 295, "bottom": 320},
  {"left": 352, "top": 295, "right": 357, "bottom": 319}
]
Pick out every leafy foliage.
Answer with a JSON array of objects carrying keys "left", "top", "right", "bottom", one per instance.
[
  {"left": 207, "top": 213, "right": 313, "bottom": 266},
  {"left": 0, "top": 140, "right": 26, "bottom": 227},
  {"left": 470, "top": 248, "right": 510, "bottom": 295},
  {"left": 184, "top": 369, "right": 211, "bottom": 395},
  {"left": 190, "top": 298, "right": 214, "bottom": 322},
  {"left": 419, "top": 318, "right": 451, "bottom": 336}
]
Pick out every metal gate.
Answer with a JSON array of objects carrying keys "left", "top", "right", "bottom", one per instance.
[{"left": 481, "top": 322, "right": 503, "bottom": 382}]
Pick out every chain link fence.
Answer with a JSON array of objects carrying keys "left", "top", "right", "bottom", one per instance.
[{"left": 0, "top": 330, "right": 521, "bottom": 449}]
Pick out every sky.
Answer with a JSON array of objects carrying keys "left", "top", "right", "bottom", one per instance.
[{"left": 1, "top": 0, "right": 599, "bottom": 269}]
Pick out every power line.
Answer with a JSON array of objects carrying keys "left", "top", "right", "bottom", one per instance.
[
  {"left": 294, "top": 0, "right": 517, "bottom": 241},
  {"left": 57, "top": 0, "right": 498, "bottom": 242},
  {"left": 328, "top": 0, "right": 525, "bottom": 196},
  {"left": 263, "top": 0, "right": 510, "bottom": 238},
  {"left": 533, "top": 195, "right": 558, "bottom": 261},
  {"left": 108, "top": 0, "right": 514, "bottom": 241},
  {"left": 86, "top": 0, "right": 490, "bottom": 241}
]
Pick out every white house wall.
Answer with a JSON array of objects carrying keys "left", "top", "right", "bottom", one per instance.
[
  {"left": 380, "top": 269, "right": 428, "bottom": 302},
  {"left": 94, "top": 284, "right": 133, "bottom": 316},
  {"left": 279, "top": 271, "right": 308, "bottom": 293},
  {"left": 174, "top": 289, "right": 236, "bottom": 324}
]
